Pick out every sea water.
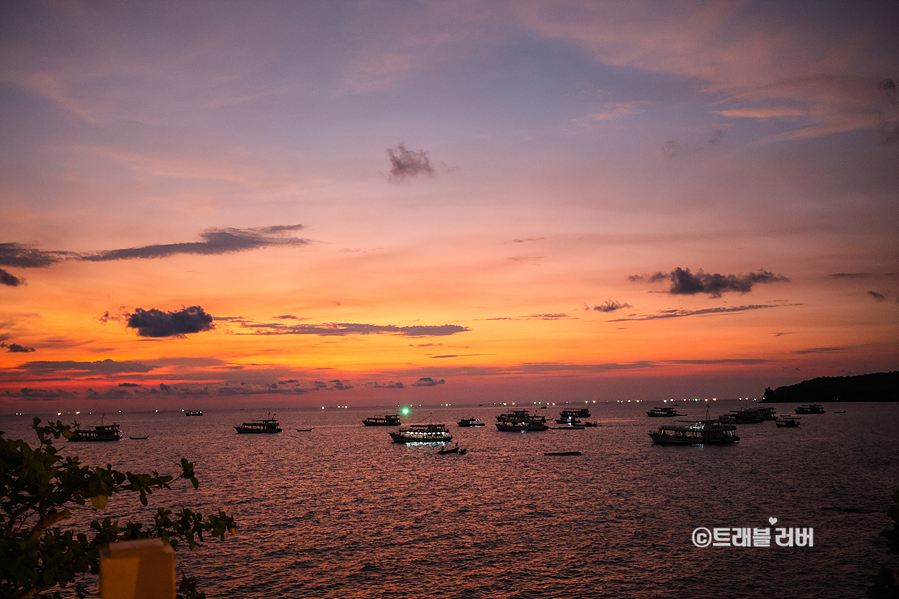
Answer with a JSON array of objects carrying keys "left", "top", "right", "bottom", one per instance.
[{"left": 3, "top": 401, "right": 898, "bottom": 598}]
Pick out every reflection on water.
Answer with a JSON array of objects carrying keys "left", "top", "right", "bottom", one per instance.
[{"left": 4, "top": 402, "right": 898, "bottom": 598}]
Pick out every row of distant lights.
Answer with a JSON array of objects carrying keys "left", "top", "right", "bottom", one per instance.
[
  {"left": 616, "top": 398, "right": 719, "bottom": 403},
  {"left": 33, "top": 397, "right": 763, "bottom": 418}
]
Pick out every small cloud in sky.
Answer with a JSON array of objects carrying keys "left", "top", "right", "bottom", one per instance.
[
  {"left": 412, "top": 376, "right": 445, "bottom": 387},
  {"left": 231, "top": 320, "right": 468, "bottom": 338},
  {"left": 0, "top": 243, "right": 68, "bottom": 268},
  {"left": 367, "top": 381, "right": 406, "bottom": 389},
  {"left": 386, "top": 143, "right": 434, "bottom": 182},
  {"left": 636, "top": 267, "right": 789, "bottom": 297},
  {"left": 592, "top": 300, "right": 632, "bottom": 313},
  {"left": 611, "top": 304, "right": 786, "bottom": 322},
  {"left": 1, "top": 268, "right": 24, "bottom": 286},
  {"left": 1, "top": 225, "right": 308, "bottom": 268},
  {"left": 868, "top": 291, "right": 886, "bottom": 301},
  {"left": 23, "top": 358, "right": 156, "bottom": 374},
  {"left": 2, "top": 342, "right": 36, "bottom": 352},
  {"left": 830, "top": 272, "right": 871, "bottom": 279},
  {"left": 82, "top": 225, "right": 308, "bottom": 262},
  {"left": 793, "top": 346, "right": 846, "bottom": 354},
  {"left": 126, "top": 306, "right": 215, "bottom": 338}
]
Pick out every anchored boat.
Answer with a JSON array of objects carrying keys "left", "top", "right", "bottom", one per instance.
[
  {"left": 234, "top": 414, "right": 282, "bottom": 434},
  {"left": 389, "top": 423, "right": 453, "bottom": 443}
]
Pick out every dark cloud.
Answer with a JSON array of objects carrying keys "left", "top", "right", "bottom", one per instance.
[
  {"left": 412, "top": 376, "right": 445, "bottom": 387},
  {"left": 830, "top": 272, "right": 871, "bottom": 279},
  {"left": 2, "top": 342, "right": 36, "bottom": 353},
  {"left": 592, "top": 300, "right": 632, "bottom": 313},
  {"left": 0, "top": 243, "right": 68, "bottom": 268},
  {"left": 793, "top": 347, "right": 847, "bottom": 354},
  {"left": 367, "top": 381, "right": 406, "bottom": 389},
  {"left": 640, "top": 267, "right": 789, "bottom": 297},
  {"left": 81, "top": 225, "right": 307, "bottom": 262},
  {"left": 386, "top": 143, "right": 434, "bottom": 182},
  {"left": 126, "top": 306, "right": 214, "bottom": 338},
  {"left": 868, "top": 291, "right": 886, "bottom": 301},
  {"left": 234, "top": 320, "right": 468, "bottom": 338},
  {"left": 610, "top": 304, "right": 785, "bottom": 322},
  {"left": 1, "top": 268, "right": 24, "bottom": 286}
]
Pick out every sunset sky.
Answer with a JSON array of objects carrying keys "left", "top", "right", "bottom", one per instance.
[{"left": 1, "top": 0, "right": 897, "bottom": 412}]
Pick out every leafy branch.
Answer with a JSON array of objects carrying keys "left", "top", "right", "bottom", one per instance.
[{"left": 1, "top": 418, "right": 235, "bottom": 599}]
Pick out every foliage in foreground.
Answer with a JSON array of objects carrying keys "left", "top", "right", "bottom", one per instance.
[
  {"left": 867, "top": 489, "right": 899, "bottom": 599},
  {"left": 1, "top": 419, "right": 236, "bottom": 599}
]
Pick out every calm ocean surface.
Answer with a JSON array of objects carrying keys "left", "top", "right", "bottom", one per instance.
[{"left": 3, "top": 401, "right": 898, "bottom": 598}]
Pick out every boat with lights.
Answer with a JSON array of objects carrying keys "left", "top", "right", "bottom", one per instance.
[
  {"left": 495, "top": 410, "right": 548, "bottom": 431},
  {"left": 795, "top": 404, "right": 825, "bottom": 414},
  {"left": 457, "top": 417, "right": 485, "bottom": 427},
  {"left": 234, "top": 414, "right": 282, "bottom": 434},
  {"left": 69, "top": 421, "right": 123, "bottom": 442},
  {"left": 646, "top": 407, "right": 680, "bottom": 417},
  {"left": 556, "top": 408, "right": 590, "bottom": 424},
  {"left": 363, "top": 414, "right": 401, "bottom": 426},
  {"left": 648, "top": 415, "right": 739, "bottom": 445},
  {"left": 389, "top": 423, "right": 453, "bottom": 443}
]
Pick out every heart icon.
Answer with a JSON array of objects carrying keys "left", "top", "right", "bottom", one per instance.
[{"left": 768, "top": 517, "right": 778, "bottom": 526}]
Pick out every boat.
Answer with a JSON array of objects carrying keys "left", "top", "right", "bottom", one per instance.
[
  {"left": 296, "top": 428, "right": 313, "bottom": 432},
  {"left": 551, "top": 424, "right": 585, "bottom": 430},
  {"left": 834, "top": 410, "right": 846, "bottom": 414},
  {"left": 718, "top": 406, "right": 777, "bottom": 424},
  {"left": 185, "top": 410, "right": 203, "bottom": 416},
  {"left": 389, "top": 423, "right": 453, "bottom": 443},
  {"left": 582, "top": 421, "right": 599, "bottom": 427},
  {"left": 69, "top": 421, "right": 123, "bottom": 442},
  {"left": 556, "top": 408, "right": 590, "bottom": 424},
  {"left": 775, "top": 417, "right": 801, "bottom": 428},
  {"left": 545, "top": 451, "right": 582, "bottom": 456},
  {"left": 362, "top": 414, "right": 401, "bottom": 426},
  {"left": 437, "top": 443, "right": 467, "bottom": 455},
  {"left": 495, "top": 409, "right": 548, "bottom": 431},
  {"left": 795, "top": 404, "right": 825, "bottom": 414},
  {"left": 129, "top": 435, "right": 149, "bottom": 440},
  {"left": 648, "top": 416, "right": 739, "bottom": 445},
  {"left": 457, "top": 417, "right": 485, "bottom": 427},
  {"left": 646, "top": 407, "right": 680, "bottom": 417},
  {"left": 234, "top": 414, "right": 282, "bottom": 434}
]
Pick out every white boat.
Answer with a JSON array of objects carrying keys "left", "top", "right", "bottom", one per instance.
[
  {"left": 69, "top": 422, "right": 123, "bottom": 442},
  {"left": 389, "top": 423, "right": 453, "bottom": 443}
]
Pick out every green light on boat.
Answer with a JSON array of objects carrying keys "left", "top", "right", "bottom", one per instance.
[{"left": 401, "top": 407, "right": 410, "bottom": 415}]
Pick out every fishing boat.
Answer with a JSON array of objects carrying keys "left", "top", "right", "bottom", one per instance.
[
  {"left": 234, "top": 414, "right": 282, "bottom": 434},
  {"left": 718, "top": 406, "right": 777, "bottom": 424},
  {"left": 457, "top": 417, "right": 485, "bottom": 427},
  {"left": 129, "top": 435, "right": 149, "bottom": 440},
  {"left": 648, "top": 415, "right": 739, "bottom": 445},
  {"left": 776, "top": 417, "right": 801, "bottom": 428},
  {"left": 495, "top": 410, "right": 548, "bottom": 432},
  {"left": 437, "top": 443, "right": 467, "bottom": 455},
  {"left": 362, "top": 414, "right": 401, "bottom": 426},
  {"left": 389, "top": 423, "right": 453, "bottom": 443},
  {"left": 185, "top": 410, "right": 203, "bottom": 416},
  {"left": 646, "top": 407, "right": 680, "bottom": 417},
  {"left": 69, "top": 421, "right": 123, "bottom": 442},
  {"left": 556, "top": 408, "right": 590, "bottom": 424},
  {"left": 795, "top": 404, "right": 825, "bottom": 414}
]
